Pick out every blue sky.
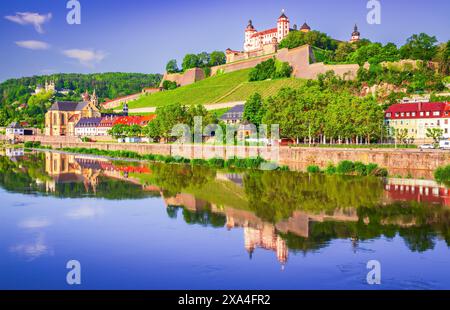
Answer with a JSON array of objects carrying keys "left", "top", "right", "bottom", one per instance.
[{"left": 0, "top": 0, "right": 449, "bottom": 82}]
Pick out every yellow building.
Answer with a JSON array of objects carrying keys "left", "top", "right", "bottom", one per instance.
[{"left": 44, "top": 93, "right": 100, "bottom": 136}]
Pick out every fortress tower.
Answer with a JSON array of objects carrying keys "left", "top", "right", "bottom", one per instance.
[
  {"left": 243, "top": 10, "right": 292, "bottom": 53},
  {"left": 276, "top": 10, "right": 290, "bottom": 42}
]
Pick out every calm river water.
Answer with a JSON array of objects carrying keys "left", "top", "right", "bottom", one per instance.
[{"left": 0, "top": 149, "right": 449, "bottom": 289}]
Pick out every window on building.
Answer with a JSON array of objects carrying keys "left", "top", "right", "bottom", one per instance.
[
  {"left": 426, "top": 112, "right": 430, "bottom": 116},
  {"left": 433, "top": 111, "right": 440, "bottom": 116},
  {"left": 386, "top": 113, "right": 391, "bottom": 117},
  {"left": 401, "top": 113, "right": 405, "bottom": 117},
  {"left": 406, "top": 113, "right": 410, "bottom": 117},
  {"left": 420, "top": 112, "right": 424, "bottom": 116},
  {"left": 412, "top": 112, "right": 416, "bottom": 117}
]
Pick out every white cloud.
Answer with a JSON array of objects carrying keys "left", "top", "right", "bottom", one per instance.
[
  {"left": 62, "top": 49, "right": 107, "bottom": 67},
  {"left": 15, "top": 40, "right": 50, "bottom": 50},
  {"left": 18, "top": 217, "right": 51, "bottom": 229},
  {"left": 10, "top": 234, "right": 53, "bottom": 261},
  {"left": 67, "top": 205, "right": 104, "bottom": 219},
  {"left": 5, "top": 12, "right": 52, "bottom": 33}
]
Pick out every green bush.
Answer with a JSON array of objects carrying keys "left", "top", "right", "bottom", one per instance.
[
  {"left": 208, "top": 158, "right": 225, "bottom": 168},
  {"left": 354, "top": 161, "right": 367, "bottom": 176},
  {"left": 162, "top": 80, "right": 178, "bottom": 90},
  {"left": 366, "top": 163, "right": 379, "bottom": 175},
  {"left": 324, "top": 164, "right": 337, "bottom": 175},
  {"left": 307, "top": 165, "right": 321, "bottom": 173},
  {"left": 248, "top": 58, "right": 292, "bottom": 82},
  {"left": 191, "top": 158, "right": 208, "bottom": 166},
  {"left": 435, "top": 165, "right": 450, "bottom": 185},
  {"left": 336, "top": 160, "right": 355, "bottom": 174},
  {"left": 24, "top": 141, "right": 41, "bottom": 148}
]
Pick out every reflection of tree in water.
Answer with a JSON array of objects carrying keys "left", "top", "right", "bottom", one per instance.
[
  {"left": 280, "top": 204, "right": 450, "bottom": 253},
  {"left": 166, "top": 205, "right": 226, "bottom": 228},
  {"left": 149, "top": 164, "right": 215, "bottom": 197},
  {"left": 243, "top": 170, "right": 384, "bottom": 223},
  {"left": 0, "top": 153, "right": 49, "bottom": 194},
  {"left": 0, "top": 154, "right": 157, "bottom": 200}
]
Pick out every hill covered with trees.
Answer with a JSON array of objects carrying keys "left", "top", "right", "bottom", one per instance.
[{"left": 0, "top": 72, "right": 162, "bottom": 127}]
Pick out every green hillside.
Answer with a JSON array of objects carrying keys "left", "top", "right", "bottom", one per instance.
[{"left": 124, "top": 69, "right": 305, "bottom": 109}]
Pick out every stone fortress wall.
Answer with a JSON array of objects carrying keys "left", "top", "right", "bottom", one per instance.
[
  {"left": 212, "top": 44, "right": 360, "bottom": 80},
  {"left": 161, "top": 67, "right": 206, "bottom": 88}
]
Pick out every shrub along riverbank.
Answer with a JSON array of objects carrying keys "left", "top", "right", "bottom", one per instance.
[
  {"left": 55, "top": 147, "right": 289, "bottom": 171},
  {"left": 435, "top": 165, "right": 450, "bottom": 186},
  {"left": 307, "top": 160, "right": 389, "bottom": 177}
]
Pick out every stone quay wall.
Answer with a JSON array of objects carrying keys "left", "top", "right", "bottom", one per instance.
[{"left": 2, "top": 135, "right": 449, "bottom": 174}]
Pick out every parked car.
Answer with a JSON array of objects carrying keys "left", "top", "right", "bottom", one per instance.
[
  {"left": 439, "top": 140, "right": 450, "bottom": 150},
  {"left": 419, "top": 144, "right": 435, "bottom": 150}
]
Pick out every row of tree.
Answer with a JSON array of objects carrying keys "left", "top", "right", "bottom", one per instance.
[
  {"left": 166, "top": 51, "right": 226, "bottom": 74},
  {"left": 280, "top": 31, "right": 449, "bottom": 76},
  {"left": 243, "top": 84, "right": 385, "bottom": 144}
]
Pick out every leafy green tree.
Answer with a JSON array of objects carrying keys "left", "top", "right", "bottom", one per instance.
[
  {"left": 166, "top": 59, "right": 180, "bottom": 73},
  {"left": 400, "top": 33, "right": 438, "bottom": 60},
  {"left": 279, "top": 30, "right": 337, "bottom": 51},
  {"left": 108, "top": 124, "right": 128, "bottom": 139},
  {"left": 162, "top": 80, "right": 178, "bottom": 90},
  {"left": 209, "top": 51, "right": 226, "bottom": 66},
  {"left": 182, "top": 54, "right": 200, "bottom": 71},
  {"left": 426, "top": 128, "right": 444, "bottom": 146},
  {"left": 152, "top": 103, "right": 189, "bottom": 140},
  {"left": 197, "top": 52, "right": 211, "bottom": 68},
  {"left": 434, "top": 41, "right": 450, "bottom": 75},
  {"left": 395, "top": 128, "right": 409, "bottom": 144},
  {"left": 243, "top": 93, "right": 265, "bottom": 125},
  {"left": 333, "top": 42, "right": 355, "bottom": 63}
]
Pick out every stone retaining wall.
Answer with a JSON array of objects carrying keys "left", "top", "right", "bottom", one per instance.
[{"left": 2, "top": 135, "right": 449, "bottom": 175}]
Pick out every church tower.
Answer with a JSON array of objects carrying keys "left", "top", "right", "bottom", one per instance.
[
  {"left": 91, "top": 89, "right": 99, "bottom": 108},
  {"left": 277, "top": 10, "right": 290, "bottom": 42},
  {"left": 350, "top": 24, "right": 361, "bottom": 43},
  {"left": 244, "top": 20, "right": 257, "bottom": 52}
]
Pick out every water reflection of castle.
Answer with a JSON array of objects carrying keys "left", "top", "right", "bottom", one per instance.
[{"left": 163, "top": 192, "right": 358, "bottom": 266}]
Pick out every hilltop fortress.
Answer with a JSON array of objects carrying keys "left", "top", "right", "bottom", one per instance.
[{"left": 162, "top": 10, "right": 361, "bottom": 87}]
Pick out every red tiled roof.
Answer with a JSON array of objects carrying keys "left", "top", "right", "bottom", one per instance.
[
  {"left": 251, "top": 28, "right": 277, "bottom": 38},
  {"left": 113, "top": 115, "right": 156, "bottom": 126},
  {"left": 385, "top": 102, "right": 449, "bottom": 119}
]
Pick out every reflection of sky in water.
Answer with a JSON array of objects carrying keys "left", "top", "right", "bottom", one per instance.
[{"left": 1, "top": 188, "right": 450, "bottom": 290}]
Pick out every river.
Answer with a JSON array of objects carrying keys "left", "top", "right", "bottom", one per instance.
[{"left": 0, "top": 149, "right": 449, "bottom": 289}]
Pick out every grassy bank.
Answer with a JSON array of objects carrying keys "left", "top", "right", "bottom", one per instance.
[
  {"left": 122, "top": 68, "right": 305, "bottom": 109},
  {"left": 55, "top": 146, "right": 289, "bottom": 171},
  {"left": 307, "top": 161, "right": 388, "bottom": 177}
]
